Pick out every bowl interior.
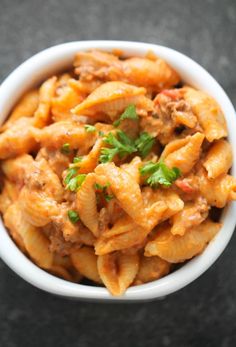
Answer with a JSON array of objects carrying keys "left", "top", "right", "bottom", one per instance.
[{"left": 0, "top": 41, "right": 236, "bottom": 301}]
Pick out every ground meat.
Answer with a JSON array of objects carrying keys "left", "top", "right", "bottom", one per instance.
[
  {"left": 36, "top": 147, "right": 71, "bottom": 178},
  {"left": 46, "top": 222, "right": 80, "bottom": 256},
  {"left": 153, "top": 91, "right": 201, "bottom": 144}
]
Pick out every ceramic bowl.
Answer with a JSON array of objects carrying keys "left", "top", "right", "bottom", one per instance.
[{"left": 0, "top": 41, "right": 235, "bottom": 301}]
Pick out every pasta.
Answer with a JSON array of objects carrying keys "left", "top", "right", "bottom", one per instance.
[
  {"left": 71, "top": 246, "right": 102, "bottom": 284},
  {"left": 203, "top": 139, "right": 233, "bottom": 179},
  {"left": 0, "top": 49, "right": 234, "bottom": 296},
  {"left": 0, "top": 89, "right": 39, "bottom": 131},
  {"left": 97, "top": 252, "right": 139, "bottom": 296},
  {"left": 134, "top": 254, "right": 170, "bottom": 285},
  {"left": 145, "top": 220, "right": 221, "bottom": 263}
]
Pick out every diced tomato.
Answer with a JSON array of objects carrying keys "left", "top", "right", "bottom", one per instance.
[{"left": 175, "top": 179, "right": 196, "bottom": 194}]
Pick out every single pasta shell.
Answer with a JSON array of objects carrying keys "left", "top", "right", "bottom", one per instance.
[
  {"left": 24, "top": 227, "right": 53, "bottom": 269},
  {"left": 161, "top": 132, "right": 205, "bottom": 175},
  {"left": 74, "top": 50, "right": 121, "bottom": 69},
  {"left": 182, "top": 87, "right": 227, "bottom": 142},
  {"left": 71, "top": 246, "right": 102, "bottom": 284},
  {"left": 1, "top": 154, "right": 34, "bottom": 183},
  {"left": 134, "top": 255, "right": 170, "bottom": 285},
  {"left": 95, "top": 163, "right": 147, "bottom": 228},
  {"left": 19, "top": 187, "right": 59, "bottom": 227},
  {"left": 97, "top": 252, "right": 139, "bottom": 296},
  {"left": 95, "top": 224, "right": 149, "bottom": 255},
  {"left": 122, "top": 57, "right": 180, "bottom": 90},
  {"left": 145, "top": 220, "right": 221, "bottom": 263},
  {"left": 0, "top": 180, "right": 20, "bottom": 214},
  {"left": 0, "top": 117, "right": 38, "bottom": 160},
  {"left": 35, "top": 121, "right": 96, "bottom": 151},
  {"left": 72, "top": 81, "right": 146, "bottom": 116},
  {"left": 121, "top": 156, "right": 142, "bottom": 184},
  {"left": 203, "top": 139, "right": 233, "bottom": 179},
  {"left": 76, "top": 173, "right": 99, "bottom": 236},
  {"left": 4, "top": 202, "right": 53, "bottom": 269},
  {"left": 33, "top": 76, "right": 57, "bottom": 128},
  {"left": 1, "top": 89, "right": 39, "bottom": 131},
  {"left": 76, "top": 138, "right": 104, "bottom": 174}
]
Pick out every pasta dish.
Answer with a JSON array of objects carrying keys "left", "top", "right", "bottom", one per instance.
[{"left": 0, "top": 49, "right": 235, "bottom": 295}]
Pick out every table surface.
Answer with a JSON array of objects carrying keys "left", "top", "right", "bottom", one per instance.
[{"left": 0, "top": 0, "right": 236, "bottom": 346}]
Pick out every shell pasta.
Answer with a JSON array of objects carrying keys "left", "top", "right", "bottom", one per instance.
[{"left": 0, "top": 49, "right": 235, "bottom": 296}]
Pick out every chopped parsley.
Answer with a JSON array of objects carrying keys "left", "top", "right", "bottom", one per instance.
[
  {"left": 94, "top": 182, "right": 114, "bottom": 202},
  {"left": 99, "top": 130, "right": 137, "bottom": 163},
  {"left": 85, "top": 124, "right": 96, "bottom": 132},
  {"left": 113, "top": 104, "right": 138, "bottom": 127},
  {"left": 140, "top": 160, "right": 181, "bottom": 188},
  {"left": 135, "top": 132, "right": 155, "bottom": 158},
  {"left": 64, "top": 167, "right": 86, "bottom": 191},
  {"left": 60, "top": 143, "right": 71, "bottom": 155},
  {"left": 64, "top": 167, "right": 78, "bottom": 185},
  {"left": 66, "top": 174, "right": 86, "bottom": 191},
  {"left": 73, "top": 156, "right": 83, "bottom": 163},
  {"left": 68, "top": 210, "right": 80, "bottom": 223},
  {"left": 104, "top": 194, "right": 114, "bottom": 202},
  {"left": 99, "top": 129, "right": 155, "bottom": 163},
  {"left": 94, "top": 183, "right": 110, "bottom": 191}
]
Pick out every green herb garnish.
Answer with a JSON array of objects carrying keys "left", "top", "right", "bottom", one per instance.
[
  {"left": 94, "top": 182, "right": 114, "bottom": 202},
  {"left": 135, "top": 132, "right": 155, "bottom": 158},
  {"left": 85, "top": 124, "right": 96, "bottom": 133},
  {"left": 64, "top": 167, "right": 86, "bottom": 191},
  {"left": 68, "top": 210, "right": 80, "bottom": 224},
  {"left": 67, "top": 174, "right": 87, "bottom": 191},
  {"left": 104, "top": 194, "right": 114, "bottom": 202},
  {"left": 99, "top": 130, "right": 136, "bottom": 163},
  {"left": 94, "top": 182, "right": 110, "bottom": 191},
  {"left": 73, "top": 156, "right": 83, "bottom": 163},
  {"left": 140, "top": 160, "right": 181, "bottom": 187},
  {"left": 113, "top": 104, "right": 138, "bottom": 127},
  {"left": 61, "top": 143, "right": 71, "bottom": 155},
  {"left": 64, "top": 167, "right": 78, "bottom": 185},
  {"left": 98, "top": 131, "right": 104, "bottom": 137},
  {"left": 94, "top": 183, "right": 105, "bottom": 191}
]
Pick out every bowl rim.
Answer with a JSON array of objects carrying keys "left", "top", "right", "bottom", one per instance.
[{"left": 0, "top": 40, "right": 236, "bottom": 301}]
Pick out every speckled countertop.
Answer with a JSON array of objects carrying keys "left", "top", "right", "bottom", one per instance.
[{"left": 0, "top": 0, "right": 236, "bottom": 346}]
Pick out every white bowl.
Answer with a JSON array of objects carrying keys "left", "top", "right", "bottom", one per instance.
[{"left": 0, "top": 41, "right": 235, "bottom": 301}]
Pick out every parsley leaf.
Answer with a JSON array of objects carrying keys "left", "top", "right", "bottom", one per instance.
[
  {"left": 73, "top": 156, "right": 83, "bottom": 163},
  {"left": 61, "top": 143, "right": 71, "bottom": 155},
  {"left": 135, "top": 132, "right": 155, "bottom": 158},
  {"left": 94, "top": 182, "right": 114, "bottom": 203},
  {"left": 64, "top": 167, "right": 86, "bottom": 191},
  {"left": 66, "top": 176, "right": 78, "bottom": 191},
  {"left": 85, "top": 124, "right": 96, "bottom": 132},
  {"left": 113, "top": 104, "right": 138, "bottom": 127},
  {"left": 140, "top": 160, "right": 181, "bottom": 187},
  {"left": 64, "top": 167, "right": 78, "bottom": 185},
  {"left": 139, "top": 161, "right": 159, "bottom": 176},
  {"left": 94, "top": 183, "right": 110, "bottom": 191},
  {"left": 104, "top": 194, "right": 114, "bottom": 202},
  {"left": 68, "top": 174, "right": 87, "bottom": 191},
  {"left": 75, "top": 174, "right": 87, "bottom": 189},
  {"left": 99, "top": 130, "right": 136, "bottom": 163},
  {"left": 100, "top": 147, "right": 118, "bottom": 163},
  {"left": 94, "top": 182, "right": 111, "bottom": 191},
  {"left": 68, "top": 210, "right": 80, "bottom": 223}
]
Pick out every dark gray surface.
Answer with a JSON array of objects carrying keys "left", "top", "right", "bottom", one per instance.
[{"left": 0, "top": 0, "right": 236, "bottom": 346}]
